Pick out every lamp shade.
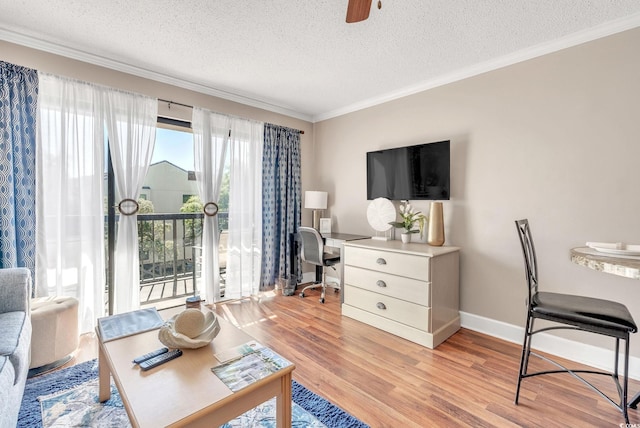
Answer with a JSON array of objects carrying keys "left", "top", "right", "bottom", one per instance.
[{"left": 304, "top": 191, "right": 328, "bottom": 209}]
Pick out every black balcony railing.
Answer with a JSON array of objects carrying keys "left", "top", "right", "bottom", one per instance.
[{"left": 104, "top": 211, "right": 227, "bottom": 306}]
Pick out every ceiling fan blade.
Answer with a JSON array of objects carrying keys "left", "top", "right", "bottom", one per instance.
[{"left": 346, "top": 0, "right": 373, "bottom": 23}]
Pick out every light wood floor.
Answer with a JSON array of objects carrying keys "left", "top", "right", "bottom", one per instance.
[{"left": 65, "top": 287, "right": 640, "bottom": 427}]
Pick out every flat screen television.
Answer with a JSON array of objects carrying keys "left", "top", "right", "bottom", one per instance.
[{"left": 367, "top": 140, "right": 450, "bottom": 200}]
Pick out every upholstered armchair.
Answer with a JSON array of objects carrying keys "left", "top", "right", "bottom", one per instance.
[{"left": 0, "top": 268, "right": 32, "bottom": 427}]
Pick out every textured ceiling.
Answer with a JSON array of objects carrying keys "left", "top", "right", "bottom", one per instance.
[{"left": 1, "top": 1, "right": 640, "bottom": 122}]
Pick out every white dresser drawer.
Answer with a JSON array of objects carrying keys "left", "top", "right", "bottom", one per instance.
[
  {"left": 345, "top": 246, "right": 430, "bottom": 281},
  {"left": 344, "top": 265, "right": 430, "bottom": 306},
  {"left": 344, "top": 285, "right": 430, "bottom": 331},
  {"left": 342, "top": 239, "right": 460, "bottom": 349}
]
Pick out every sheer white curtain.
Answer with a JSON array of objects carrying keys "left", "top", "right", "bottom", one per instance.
[
  {"left": 104, "top": 90, "right": 157, "bottom": 314},
  {"left": 226, "top": 118, "right": 264, "bottom": 298},
  {"left": 192, "top": 108, "right": 229, "bottom": 303},
  {"left": 36, "top": 73, "right": 105, "bottom": 333}
]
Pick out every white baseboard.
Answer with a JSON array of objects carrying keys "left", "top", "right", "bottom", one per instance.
[{"left": 460, "top": 311, "right": 640, "bottom": 380}]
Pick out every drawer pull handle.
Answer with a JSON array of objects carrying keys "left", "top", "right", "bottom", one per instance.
[
  {"left": 376, "top": 258, "right": 387, "bottom": 265},
  {"left": 376, "top": 302, "right": 387, "bottom": 310},
  {"left": 376, "top": 280, "right": 387, "bottom": 288}
]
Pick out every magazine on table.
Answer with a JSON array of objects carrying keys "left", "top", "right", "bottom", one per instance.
[
  {"left": 214, "top": 340, "right": 265, "bottom": 364},
  {"left": 211, "top": 346, "right": 292, "bottom": 392},
  {"left": 97, "top": 307, "right": 165, "bottom": 342}
]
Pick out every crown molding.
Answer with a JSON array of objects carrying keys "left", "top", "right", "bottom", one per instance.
[
  {"left": 3, "top": 11, "right": 640, "bottom": 125},
  {"left": 0, "top": 27, "right": 313, "bottom": 123},
  {"left": 312, "top": 12, "right": 640, "bottom": 122}
]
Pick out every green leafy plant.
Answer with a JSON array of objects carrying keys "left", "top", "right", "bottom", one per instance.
[
  {"left": 389, "top": 200, "right": 427, "bottom": 237},
  {"left": 181, "top": 195, "right": 204, "bottom": 242}
]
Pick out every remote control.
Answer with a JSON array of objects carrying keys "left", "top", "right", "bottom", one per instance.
[
  {"left": 139, "top": 349, "right": 183, "bottom": 371},
  {"left": 132, "top": 347, "right": 169, "bottom": 364}
]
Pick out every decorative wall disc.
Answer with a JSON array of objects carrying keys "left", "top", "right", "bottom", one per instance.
[{"left": 367, "top": 197, "right": 395, "bottom": 232}]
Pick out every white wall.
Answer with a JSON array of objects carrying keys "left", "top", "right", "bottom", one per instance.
[{"left": 313, "top": 27, "right": 640, "bottom": 357}]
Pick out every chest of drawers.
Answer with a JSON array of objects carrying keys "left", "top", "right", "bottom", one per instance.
[{"left": 342, "top": 239, "right": 460, "bottom": 348}]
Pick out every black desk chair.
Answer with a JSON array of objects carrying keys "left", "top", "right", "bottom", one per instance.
[
  {"left": 298, "top": 226, "right": 340, "bottom": 304},
  {"left": 514, "top": 219, "right": 637, "bottom": 423}
]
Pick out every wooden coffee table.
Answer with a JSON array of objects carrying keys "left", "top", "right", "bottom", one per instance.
[{"left": 96, "top": 308, "right": 295, "bottom": 427}]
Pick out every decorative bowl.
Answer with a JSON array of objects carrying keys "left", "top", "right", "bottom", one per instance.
[{"left": 158, "top": 309, "right": 220, "bottom": 349}]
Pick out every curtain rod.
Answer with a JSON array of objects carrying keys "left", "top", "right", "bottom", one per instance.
[
  {"left": 158, "top": 98, "right": 193, "bottom": 109},
  {"left": 157, "top": 98, "right": 304, "bottom": 134}
]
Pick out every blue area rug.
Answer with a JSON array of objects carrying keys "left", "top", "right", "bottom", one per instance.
[{"left": 18, "top": 359, "right": 368, "bottom": 428}]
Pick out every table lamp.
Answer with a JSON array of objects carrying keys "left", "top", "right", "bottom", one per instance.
[{"left": 304, "top": 191, "right": 327, "bottom": 230}]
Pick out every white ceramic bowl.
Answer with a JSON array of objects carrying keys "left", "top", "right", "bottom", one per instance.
[{"left": 158, "top": 310, "right": 221, "bottom": 349}]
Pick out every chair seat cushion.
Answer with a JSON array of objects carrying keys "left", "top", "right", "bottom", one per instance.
[
  {"left": 323, "top": 253, "right": 340, "bottom": 266},
  {"left": 532, "top": 292, "right": 637, "bottom": 334}
]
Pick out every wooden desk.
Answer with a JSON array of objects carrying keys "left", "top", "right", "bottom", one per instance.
[
  {"left": 321, "top": 232, "right": 370, "bottom": 248},
  {"left": 290, "top": 231, "right": 369, "bottom": 294},
  {"left": 321, "top": 233, "right": 370, "bottom": 297},
  {"left": 97, "top": 309, "right": 294, "bottom": 427}
]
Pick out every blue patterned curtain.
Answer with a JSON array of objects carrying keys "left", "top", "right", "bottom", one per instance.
[
  {"left": 0, "top": 61, "right": 37, "bottom": 284},
  {"left": 261, "top": 124, "right": 301, "bottom": 288}
]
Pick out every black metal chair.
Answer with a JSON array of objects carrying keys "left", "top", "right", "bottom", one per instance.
[
  {"left": 298, "top": 226, "right": 340, "bottom": 304},
  {"left": 514, "top": 219, "right": 637, "bottom": 423}
]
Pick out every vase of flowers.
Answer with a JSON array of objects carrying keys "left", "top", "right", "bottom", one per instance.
[{"left": 389, "top": 200, "right": 427, "bottom": 243}]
